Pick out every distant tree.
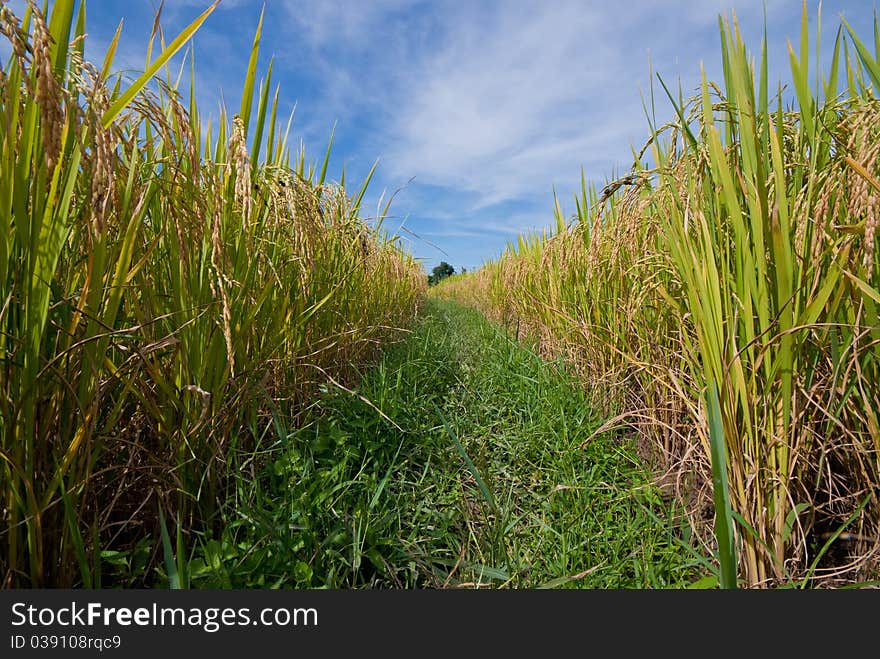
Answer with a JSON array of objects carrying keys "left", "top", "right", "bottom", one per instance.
[
  {"left": 428, "top": 261, "right": 455, "bottom": 286},
  {"left": 461, "top": 267, "right": 468, "bottom": 275}
]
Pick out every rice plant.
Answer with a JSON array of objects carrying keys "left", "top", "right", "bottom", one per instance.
[
  {"left": 0, "top": 0, "right": 425, "bottom": 587},
  {"left": 434, "top": 4, "right": 880, "bottom": 587}
]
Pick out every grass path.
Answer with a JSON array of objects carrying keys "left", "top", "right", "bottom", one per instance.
[{"left": 185, "top": 300, "right": 702, "bottom": 588}]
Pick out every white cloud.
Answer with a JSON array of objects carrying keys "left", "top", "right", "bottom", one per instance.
[
  {"left": 379, "top": 0, "right": 797, "bottom": 210},
  {"left": 279, "top": 0, "right": 415, "bottom": 49}
]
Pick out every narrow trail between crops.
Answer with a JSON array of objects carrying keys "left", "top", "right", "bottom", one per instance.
[{"left": 201, "top": 300, "right": 700, "bottom": 588}]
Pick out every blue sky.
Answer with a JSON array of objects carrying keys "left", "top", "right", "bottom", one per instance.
[{"left": 4, "top": 1, "right": 877, "bottom": 272}]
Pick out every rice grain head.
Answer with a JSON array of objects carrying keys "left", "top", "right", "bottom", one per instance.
[
  {"left": 30, "top": 2, "right": 64, "bottom": 174},
  {"left": 228, "top": 114, "right": 252, "bottom": 221}
]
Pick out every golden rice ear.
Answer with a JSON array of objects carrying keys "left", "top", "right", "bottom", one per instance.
[
  {"left": 865, "top": 195, "right": 878, "bottom": 271},
  {"left": 86, "top": 84, "right": 114, "bottom": 239},
  {"left": 0, "top": 4, "right": 30, "bottom": 76},
  {"left": 30, "top": 3, "right": 64, "bottom": 173},
  {"left": 228, "top": 114, "right": 252, "bottom": 222}
]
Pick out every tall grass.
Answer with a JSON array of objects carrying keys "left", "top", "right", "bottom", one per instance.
[
  {"left": 434, "top": 5, "right": 880, "bottom": 587},
  {"left": 0, "top": 0, "right": 425, "bottom": 587}
]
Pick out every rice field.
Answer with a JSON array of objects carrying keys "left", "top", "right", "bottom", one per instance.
[
  {"left": 1, "top": 0, "right": 878, "bottom": 590},
  {"left": 434, "top": 7, "right": 880, "bottom": 587},
  {"left": 0, "top": 1, "right": 424, "bottom": 587}
]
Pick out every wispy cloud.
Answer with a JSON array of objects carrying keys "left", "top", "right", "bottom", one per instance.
[
  {"left": 3, "top": 0, "right": 874, "bottom": 271},
  {"left": 380, "top": 0, "right": 791, "bottom": 206}
]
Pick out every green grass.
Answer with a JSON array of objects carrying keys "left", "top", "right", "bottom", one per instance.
[{"left": 175, "top": 300, "right": 702, "bottom": 589}]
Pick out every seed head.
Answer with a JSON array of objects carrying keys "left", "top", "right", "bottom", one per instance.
[
  {"left": 30, "top": 3, "right": 64, "bottom": 173},
  {"left": 227, "top": 114, "right": 251, "bottom": 220},
  {"left": 865, "top": 195, "right": 877, "bottom": 274},
  {"left": 88, "top": 83, "right": 114, "bottom": 238}
]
